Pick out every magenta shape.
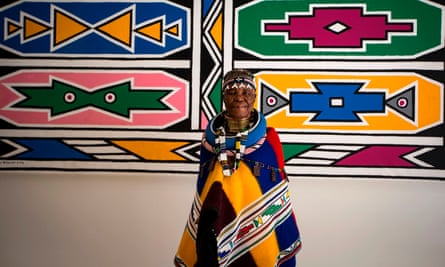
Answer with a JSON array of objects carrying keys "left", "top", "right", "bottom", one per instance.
[
  {"left": 264, "top": 7, "right": 413, "bottom": 48},
  {"left": 336, "top": 146, "right": 418, "bottom": 167}
]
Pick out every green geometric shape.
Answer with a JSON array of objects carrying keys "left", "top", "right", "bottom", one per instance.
[
  {"left": 13, "top": 79, "right": 171, "bottom": 118},
  {"left": 282, "top": 144, "right": 315, "bottom": 162},
  {"left": 236, "top": 0, "right": 444, "bottom": 58},
  {"left": 209, "top": 78, "right": 223, "bottom": 113}
]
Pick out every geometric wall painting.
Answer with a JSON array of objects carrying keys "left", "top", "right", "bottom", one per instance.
[
  {"left": 257, "top": 72, "right": 442, "bottom": 133},
  {"left": 0, "top": 0, "right": 444, "bottom": 180}
]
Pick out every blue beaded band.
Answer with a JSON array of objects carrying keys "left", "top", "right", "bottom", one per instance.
[{"left": 205, "top": 110, "right": 266, "bottom": 149}]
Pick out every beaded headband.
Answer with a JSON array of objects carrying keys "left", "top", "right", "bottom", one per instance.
[{"left": 222, "top": 76, "right": 256, "bottom": 92}]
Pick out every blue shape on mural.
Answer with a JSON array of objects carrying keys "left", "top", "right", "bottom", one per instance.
[
  {"left": 290, "top": 82, "right": 385, "bottom": 122},
  {"left": 0, "top": 1, "right": 190, "bottom": 57},
  {"left": 203, "top": 0, "right": 216, "bottom": 17},
  {"left": 13, "top": 139, "right": 91, "bottom": 159}
]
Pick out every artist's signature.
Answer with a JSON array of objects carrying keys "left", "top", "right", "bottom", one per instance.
[{"left": 0, "top": 160, "right": 25, "bottom": 166}]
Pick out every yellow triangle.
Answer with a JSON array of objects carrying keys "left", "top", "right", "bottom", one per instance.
[
  {"left": 112, "top": 140, "right": 189, "bottom": 161},
  {"left": 166, "top": 24, "right": 179, "bottom": 37},
  {"left": 7, "top": 21, "right": 21, "bottom": 35},
  {"left": 136, "top": 20, "right": 163, "bottom": 42},
  {"left": 210, "top": 13, "right": 223, "bottom": 50},
  {"left": 54, "top": 10, "right": 89, "bottom": 46},
  {"left": 96, "top": 11, "right": 132, "bottom": 46},
  {"left": 23, "top": 16, "right": 50, "bottom": 40}
]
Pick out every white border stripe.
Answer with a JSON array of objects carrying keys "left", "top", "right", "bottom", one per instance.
[
  {"left": 236, "top": 61, "right": 444, "bottom": 71},
  {"left": 224, "top": 0, "right": 233, "bottom": 73},
  {"left": 299, "top": 150, "right": 350, "bottom": 159},
  {"left": 286, "top": 166, "right": 445, "bottom": 179},
  {"left": 279, "top": 134, "right": 443, "bottom": 146},
  {"left": 0, "top": 59, "right": 190, "bottom": 68},
  {"left": 0, "top": 161, "right": 199, "bottom": 172},
  {"left": 191, "top": 1, "right": 202, "bottom": 129},
  {"left": 0, "top": 129, "right": 203, "bottom": 140}
]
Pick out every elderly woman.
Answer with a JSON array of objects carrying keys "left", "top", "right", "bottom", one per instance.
[{"left": 175, "top": 69, "right": 301, "bottom": 267}]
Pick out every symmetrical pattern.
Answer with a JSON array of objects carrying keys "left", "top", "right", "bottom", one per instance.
[
  {"left": 1, "top": 1, "right": 189, "bottom": 56},
  {"left": 0, "top": 0, "right": 444, "bottom": 180}
]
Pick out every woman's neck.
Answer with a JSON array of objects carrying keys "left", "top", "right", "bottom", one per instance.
[{"left": 224, "top": 114, "right": 251, "bottom": 133}]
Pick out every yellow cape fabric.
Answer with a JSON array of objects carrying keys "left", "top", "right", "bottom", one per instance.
[{"left": 175, "top": 161, "right": 283, "bottom": 266}]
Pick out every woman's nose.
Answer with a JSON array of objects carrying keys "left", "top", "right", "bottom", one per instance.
[{"left": 234, "top": 92, "right": 245, "bottom": 100}]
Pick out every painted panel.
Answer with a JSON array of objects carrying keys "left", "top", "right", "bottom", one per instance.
[{"left": 0, "top": 0, "right": 443, "bottom": 179}]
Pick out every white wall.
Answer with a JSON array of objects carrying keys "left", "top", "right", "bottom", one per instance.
[{"left": 1, "top": 171, "right": 444, "bottom": 267}]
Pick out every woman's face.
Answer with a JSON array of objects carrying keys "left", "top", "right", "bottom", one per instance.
[{"left": 223, "top": 84, "right": 256, "bottom": 120}]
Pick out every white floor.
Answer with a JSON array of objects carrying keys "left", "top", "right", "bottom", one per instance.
[{"left": 1, "top": 171, "right": 444, "bottom": 267}]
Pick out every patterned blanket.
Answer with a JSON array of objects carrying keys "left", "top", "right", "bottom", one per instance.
[{"left": 175, "top": 126, "right": 301, "bottom": 267}]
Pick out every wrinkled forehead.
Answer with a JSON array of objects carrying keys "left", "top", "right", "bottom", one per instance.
[{"left": 222, "top": 76, "right": 256, "bottom": 91}]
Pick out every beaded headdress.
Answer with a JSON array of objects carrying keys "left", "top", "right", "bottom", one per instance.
[{"left": 222, "top": 69, "right": 255, "bottom": 92}]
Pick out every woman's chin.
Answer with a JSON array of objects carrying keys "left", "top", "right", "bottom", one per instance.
[{"left": 227, "top": 111, "right": 250, "bottom": 120}]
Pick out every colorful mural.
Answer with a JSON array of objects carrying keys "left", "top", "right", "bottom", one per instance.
[{"left": 0, "top": 0, "right": 444, "bottom": 180}]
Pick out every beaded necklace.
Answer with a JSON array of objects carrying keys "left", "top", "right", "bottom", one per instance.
[{"left": 215, "top": 126, "right": 249, "bottom": 176}]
